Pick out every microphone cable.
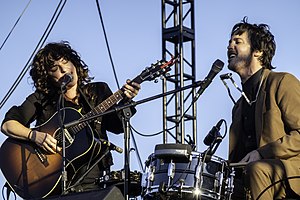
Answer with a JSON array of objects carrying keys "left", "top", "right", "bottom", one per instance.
[{"left": 220, "top": 73, "right": 237, "bottom": 105}]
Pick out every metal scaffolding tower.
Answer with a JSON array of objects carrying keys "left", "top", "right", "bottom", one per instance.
[{"left": 161, "top": 0, "right": 197, "bottom": 146}]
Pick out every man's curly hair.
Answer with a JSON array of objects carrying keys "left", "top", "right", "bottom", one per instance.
[
  {"left": 30, "top": 41, "right": 93, "bottom": 96},
  {"left": 231, "top": 17, "right": 276, "bottom": 70}
]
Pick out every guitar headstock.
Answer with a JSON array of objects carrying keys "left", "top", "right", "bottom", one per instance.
[{"left": 134, "top": 57, "right": 177, "bottom": 84}]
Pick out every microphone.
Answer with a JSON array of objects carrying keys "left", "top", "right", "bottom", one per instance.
[
  {"left": 203, "top": 119, "right": 223, "bottom": 146},
  {"left": 94, "top": 137, "right": 123, "bottom": 153},
  {"left": 58, "top": 73, "right": 73, "bottom": 89},
  {"left": 196, "top": 59, "right": 224, "bottom": 97},
  {"left": 205, "top": 59, "right": 224, "bottom": 82},
  {"left": 220, "top": 73, "right": 232, "bottom": 80}
]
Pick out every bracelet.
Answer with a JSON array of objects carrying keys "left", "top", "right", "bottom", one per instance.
[
  {"left": 31, "top": 130, "right": 37, "bottom": 142},
  {"left": 27, "top": 130, "right": 33, "bottom": 140},
  {"left": 27, "top": 129, "right": 37, "bottom": 142}
]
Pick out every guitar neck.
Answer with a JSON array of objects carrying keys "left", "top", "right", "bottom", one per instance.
[
  {"left": 84, "top": 75, "right": 143, "bottom": 120},
  {"left": 85, "top": 89, "right": 124, "bottom": 119},
  {"left": 79, "top": 89, "right": 124, "bottom": 126}
]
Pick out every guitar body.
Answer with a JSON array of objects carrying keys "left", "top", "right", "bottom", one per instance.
[{"left": 0, "top": 107, "right": 97, "bottom": 199}]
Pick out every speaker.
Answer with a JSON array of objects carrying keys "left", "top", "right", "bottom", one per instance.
[{"left": 44, "top": 186, "right": 124, "bottom": 200}]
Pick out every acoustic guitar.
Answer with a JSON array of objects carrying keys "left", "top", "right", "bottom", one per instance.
[{"left": 0, "top": 58, "right": 176, "bottom": 199}]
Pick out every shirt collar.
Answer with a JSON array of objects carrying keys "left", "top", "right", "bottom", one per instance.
[{"left": 242, "top": 68, "right": 263, "bottom": 100}]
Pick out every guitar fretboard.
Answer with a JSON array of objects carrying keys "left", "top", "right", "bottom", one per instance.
[{"left": 70, "top": 89, "right": 124, "bottom": 133}]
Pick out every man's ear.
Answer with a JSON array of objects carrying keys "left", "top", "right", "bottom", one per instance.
[{"left": 253, "top": 50, "right": 263, "bottom": 58}]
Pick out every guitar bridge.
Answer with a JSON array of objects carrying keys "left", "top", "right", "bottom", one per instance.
[
  {"left": 35, "top": 148, "right": 49, "bottom": 167},
  {"left": 63, "top": 128, "right": 74, "bottom": 145}
]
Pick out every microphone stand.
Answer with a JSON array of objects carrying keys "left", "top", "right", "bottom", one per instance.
[
  {"left": 57, "top": 90, "right": 68, "bottom": 194},
  {"left": 119, "top": 107, "right": 133, "bottom": 200},
  {"left": 63, "top": 79, "right": 206, "bottom": 197},
  {"left": 202, "top": 137, "right": 223, "bottom": 163}
]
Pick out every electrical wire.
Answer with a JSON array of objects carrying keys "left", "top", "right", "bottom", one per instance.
[
  {"left": 130, "top": 124, "right": 165, "bottom": 137},
  {"left": 221, "top": 79, "right": 237, "bottom": 105},
  {"left": 0, "top": 0, "right": 32, "bottom": 52},
  {"left": 128, "top": 87, "right": 195, "bottom": 144},
  {"left": 256, "top": 176, "right": 300, "bottom": 200},
  {"left": 129, "top": 127, "right": 145, "bottom": 172},
  {"left": 95, "top": 0, "right": 120, "bottom": 89},
  {"left": 0, "top": 0, "right": 67, "bottom": 110}
]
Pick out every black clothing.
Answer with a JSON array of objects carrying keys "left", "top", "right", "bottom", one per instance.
[
  {"left": 232, "top": 69, "right": 263, "bottom": 199},
  {"left": 2, "top": 82, "right": 128, "bottom": 193},
  {"left": 240, "top": 68, "right": 263, "bottom": 157}
]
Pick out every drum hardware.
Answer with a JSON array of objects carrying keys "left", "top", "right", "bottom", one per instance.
[
  {"left": 214, "top": 171, "right": 224, "bottom": 200},
  {"left": 158, "top": 182, "right": 167, "bottom": 194},
  {"left": 166, "top": 160, "right": 193, "bottom": 191},
  {"left": 199, "top": 162, "right": 206, "bottom": 190},
  {"left": 224, "top": 168, "right": 235, "bottom": 200},
  {"left": 215, "top": 171, "right": 223, "bottom": 188},
  {"left": 194, "top": 155, "right": 202, "bottom": 188},
  {"left": 141, "top": 162, "right": 155, "bottom": 196},
  {"left": 148, "top": 165, "right": 155, "bottom": 182},
  {"left": 167, "top": 159, "right": 175, "bottom": 187},
  {"left": 177, "top": 179, "right": 185, "bottom": 198}
]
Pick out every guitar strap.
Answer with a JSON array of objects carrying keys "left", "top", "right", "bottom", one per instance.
[
  {"left": 78, "top": 88, "right": 94, "bottom": 110},
  {"left": 78, "top": 87, "right": 102, "bottom": 134},
  {"left": 78, "top": 88, "right": 103, "bottom": 169}
]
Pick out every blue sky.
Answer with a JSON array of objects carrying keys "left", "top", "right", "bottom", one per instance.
[{"left": 1, "top": 0, "right": 300, "bottom": 199}]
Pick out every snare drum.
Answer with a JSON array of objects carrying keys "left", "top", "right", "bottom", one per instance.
[{"left": 141, "top": 152, "right": 234, "bottom": 200}]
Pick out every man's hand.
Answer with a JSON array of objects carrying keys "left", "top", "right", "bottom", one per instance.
[{"left": 240, "top": 150, "right": 262, "bottom": 163}]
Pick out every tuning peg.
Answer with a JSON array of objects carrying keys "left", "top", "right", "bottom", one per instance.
[
  {"left": 155, "top": 71, "right": 161, "bottom": 76},
  {"left": 164, "top": 72, "right": 170, "bottom": 77},
  {"left": 160, "top": 74, "right": 168, "bottom": 80}
]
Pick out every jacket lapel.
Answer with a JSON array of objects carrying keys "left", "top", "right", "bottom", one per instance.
[{"left": 255, "top": 69, "right": 270, "bottom": 146}]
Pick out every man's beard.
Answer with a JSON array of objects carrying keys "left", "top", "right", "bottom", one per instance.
[{"left": 228, "top": 53, "right": 252, "bottom": 72}]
